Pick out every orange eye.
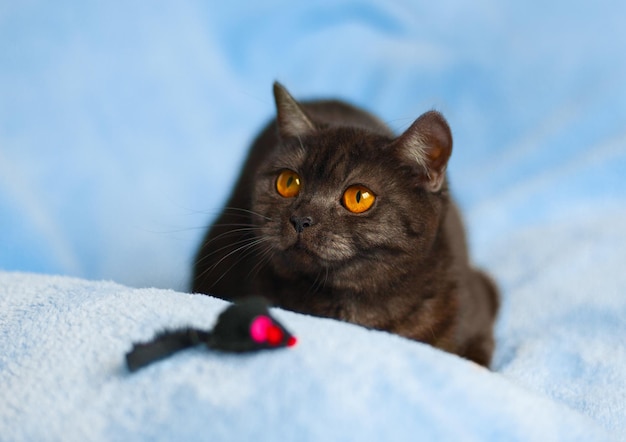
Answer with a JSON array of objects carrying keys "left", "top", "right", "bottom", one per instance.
[
  {"left": 342, "top": 185, "right": 376, "bottom": 213},
  {"left": 276, "top": 170, "right": 301, "bottom": 198}
]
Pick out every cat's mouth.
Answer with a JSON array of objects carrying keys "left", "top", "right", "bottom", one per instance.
[
  {"left": 266, "top": 224, "right": 357, "bottom": 268},
  {"left": 292, "top": 237, "right": 310, "bottom": 251},
  {"left": 289, "top": 238, "right": 322, "bottom": 260},
  {"left": 282, "top": 236, "right": 353, "bottom": 268},
  {"left": 282, "top": 251, "right": 335, "bottom": 276}
]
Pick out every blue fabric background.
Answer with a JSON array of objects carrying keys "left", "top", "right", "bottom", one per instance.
[
  {"left": 2, "top": 0, "right": 624, "bottom": 291},
  {"left": 1, "top": 1, "right": 625, "bottom": 439}
]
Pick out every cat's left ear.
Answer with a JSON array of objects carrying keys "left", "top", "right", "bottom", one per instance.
[
  {"left": 392, "top": 111, "right": 452, "bottom": 192},
  {"left": 273, "top": 82, "right": 316, "bottom": 139}
]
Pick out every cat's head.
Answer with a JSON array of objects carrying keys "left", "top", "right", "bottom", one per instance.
[{"left": 251, "top": 83, "right": 453, "bottom": 287}]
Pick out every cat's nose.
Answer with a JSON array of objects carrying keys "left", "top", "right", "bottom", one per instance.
[{"left": 290, "top": 215, "right": 314, "bottom": 234}]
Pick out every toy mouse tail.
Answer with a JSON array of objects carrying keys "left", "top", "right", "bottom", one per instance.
[{"left": 126, "top": 328, "right": 211, "bottom": 372}]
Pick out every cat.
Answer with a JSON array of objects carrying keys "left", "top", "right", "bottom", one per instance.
[{"left": 192, "top": 82, "right": 499, "bottom": 367}]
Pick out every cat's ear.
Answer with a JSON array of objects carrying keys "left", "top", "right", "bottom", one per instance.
[
  {"left": 392, "top": 111, "right": 452, "bottom": 192},
  {"left": 273, "top": 82, "right": 316, "bottom": 139}
]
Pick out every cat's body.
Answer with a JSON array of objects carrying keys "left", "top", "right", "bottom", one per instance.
[{"left": 193, "top": 83, "right": 498, "bottom": 366}]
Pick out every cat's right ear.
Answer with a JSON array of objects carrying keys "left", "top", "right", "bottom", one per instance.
[
  {"left": 273, "top": 82, "right": 316, "bottom": 139},
  {"left": 391, "top": 111, "right": 453, "bottom": 192}
]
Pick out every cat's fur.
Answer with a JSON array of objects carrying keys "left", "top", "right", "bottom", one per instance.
[{"left": 192, "top": 83, "right": 499, "bottom": 366}]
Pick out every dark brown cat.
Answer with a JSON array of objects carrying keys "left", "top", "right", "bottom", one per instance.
[{"left": 193, "top": 83, "right": 499, "bottom": 366}]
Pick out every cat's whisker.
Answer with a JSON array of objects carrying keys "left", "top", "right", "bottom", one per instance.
[
  {"left": 207, "top": 237, "right": 273, "bottom": 288},
  {"left": 196, "top": 234, "right": 267, "bottom": 265},
  {"left": 222, "top": 207, "right": 273, "bottom": 221},
  {"left": 146, "top": 207, "right": 261, "bottom": 235},
  {"left": 140, "top": 225, "right": 215, "bottom": 235},
  {"left": 305, "top": 269, "right": 322, "bottom": 297},
  {"left": 308, "top": 264, "right": 331, "bottom": 297},
  {"left": 200, "top": 226, "right": 260, "bottom": 245},
  {"left": 201, "top": 236, "right": 270, "bottom": 278},
  {"left": 196, "top": 236, "right": 269, "bottom": 277},
  {"left": 194, "top": 206, "right": 271, "bottom": 224},
  {"left": 210, "top": 223, "right": 259, "bottom": 228},
  {"left": 195, "top": 234, "right": 261, "bottom": 278},
  {"left": 194, "top": 227, "right": 264, "bottom": 262},
  {"left": 246, "top": 243, "right": 275, "bottom": 281},
  {"left": 158, "top": 222, "right": 260, "bottom": 236}
]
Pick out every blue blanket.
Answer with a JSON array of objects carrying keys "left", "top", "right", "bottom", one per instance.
[
  {"left": 0, "top": 271, "right": 619, "bottom": 440},
  {"left": 1, "top": 1, "right": 625, "bottom": 440}
]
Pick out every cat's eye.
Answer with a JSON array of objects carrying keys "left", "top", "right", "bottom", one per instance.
[
  {"left": 342, "top": 185, "right": 376, "bottom": 214},
  {"left": 276, "top": 170, "right": 301, "bottom": 198}
]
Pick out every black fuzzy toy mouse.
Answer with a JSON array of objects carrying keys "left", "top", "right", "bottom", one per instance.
[{"left": 126, "top": 297, "right": 297, "bottom": 372}]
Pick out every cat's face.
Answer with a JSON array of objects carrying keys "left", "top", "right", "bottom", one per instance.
[
  {"left": 249, "top": 83, "right": 453, "bottom": 291},
  {"left": 251, "top": 127, "right": 443, "bottom": 285}
]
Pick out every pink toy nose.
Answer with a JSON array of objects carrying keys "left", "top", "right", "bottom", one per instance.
[
  {"left": 249, "top": 314, "right": 296, "bottom": 347},
  {"left": 250, "top": 315, "right": 273, "bottom": 343}
]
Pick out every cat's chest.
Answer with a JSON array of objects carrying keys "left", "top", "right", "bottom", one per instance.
[{"left": 257, "top": 275, "right": 393, "bottom": 328}]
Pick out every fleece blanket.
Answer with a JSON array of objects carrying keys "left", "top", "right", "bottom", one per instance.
[
  {"left": 0, "top": 270, "right": 622, "bottom": 441},
  {"left": 1, "top": 0, "right": 626, "bottom": 440}
]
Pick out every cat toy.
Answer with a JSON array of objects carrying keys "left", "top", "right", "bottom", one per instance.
[{"left": 125, "top": 296, "right": 297, "bottom": 372}]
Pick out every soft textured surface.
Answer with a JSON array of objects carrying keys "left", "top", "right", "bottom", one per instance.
[
  {"left": 0, "top": 271, "right": 620, "bottom": 441},
  {"left": 1, "top": 0, "right": 625, "bottom": 440}
]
